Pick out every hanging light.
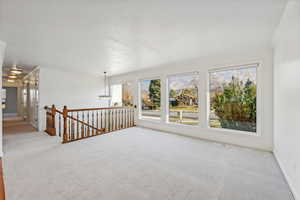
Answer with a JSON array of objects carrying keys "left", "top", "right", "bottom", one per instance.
[
  {"left": 8, "top": 74, "right": 17, "bottom": 79},
  {"left": 98, "top": 72, "right": 112, "bottom": 99},
  {"left": 10, "top": 64, "right": 23, "bottom": 75}
]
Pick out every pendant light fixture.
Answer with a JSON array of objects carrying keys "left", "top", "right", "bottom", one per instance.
[
  {"left": 10, "top": 64, "right": 23, "bottom": 75},
  {"left": 98, "top": 72, "right": 112, "bottom": 99}
]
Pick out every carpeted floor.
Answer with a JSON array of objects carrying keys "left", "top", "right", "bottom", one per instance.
[{"left": 3, "top": 121, "right": 294, "bottom": 200}]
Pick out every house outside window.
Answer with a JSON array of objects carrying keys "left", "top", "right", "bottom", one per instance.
[{"left": 167, "top": 73, "right": 199, "bottom": 125}]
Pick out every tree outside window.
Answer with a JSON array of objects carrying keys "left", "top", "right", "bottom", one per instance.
[
  {"left": 209, "top": 65, "right": 257, "bottom": 133},
  {"left": 140, "top": 79, "right": 161, "bottom": 119}
]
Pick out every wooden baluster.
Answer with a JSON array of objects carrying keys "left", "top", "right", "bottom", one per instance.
[
  {"left": 111, "top": 110, "right": 114, "bottom": 131},
  {"left": 128, "top": 108, "right": 131, "bottom": 127},
  {"left": 81, "top": 122, "right": 84, "bottom": 138},
  {"left": 87, "top": 111, "right": 90, "bottom": 137},
  {"left": 113, "top": 109, "right": 116, "bottom": 131},
  {"left": 100, "top": 110, "right": 103, "bottom": 130},
  {"left": 120, "top": 109, "right": 123, "bottom": 129},
  {"left": 109, "top": 109, "right": 111, "bottom": 131},
  {"left": 127, "top": 108, "right": 129, "bottom": 128},
  {"left": 63, "top": 106, "right": 68, "bottom": 143},
  {"left": 120, "top": 109, "right": 122, "bottom": 129},
  {"left": 127, "top": 108, "right": 130, "bottom": 127},
  {"left": 112, "top": 110, "right": 114, "bottom": 131},
  {"left": 117, "top": 109, "right": 120, "bottom": 130},
  {"left": 131, "top": 108, "right": 134, "bottom": 126},
  {"left": 131, "top": 108, "right": 134, "bottom": 127},
  {"left": 77, "top": 112, "right": 79, "bottom": 139},
  {"left": 115, "top": 109, "right": 117, "bottom": 130},
  {"left": 110, "top": 110, "right": 112, "bottom": 132},
  {"left": 115, "top": 110, "right": 117, "bottom": 131},
  {"left": 51, "top": 105, "right": 57, "bottom": 136},
  {"left": 133, "top": 107, "right": 136, "bottom": 126},
  {"left": 123, "top": 109, "right": 126, "bottom": 128},
  {"left": 103, "top": 110, "right": 106, "bottom": 132},
  {"left": 83, "top": 111, "right": 85, "bottom": 137},
  {"left": 71, "top": 112, "right": 75, "bottom": 140},
  {"left": 92, "top": 111, "right": 95, "bottom": 136},
  {"left": 67, "top": 118, "right": 69, "bottom": 140},
  {"left": 97, "top": 111, "right": 99, "bottom": 131},
  {"left": 116, "top": 109, "right": 119, "bottom": 130},
  {"left": 58, "top": 113, "right": 61, "bottom": 137},
  {"left": 108, "top": 110, "right": 111, "bottom": 132}
]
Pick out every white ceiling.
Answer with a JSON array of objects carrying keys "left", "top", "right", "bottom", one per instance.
[{"left": 0, "top": 0, "right": 287, "bottom": 76}]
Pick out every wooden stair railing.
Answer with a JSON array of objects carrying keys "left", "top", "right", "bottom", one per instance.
[{"left": 44, "top": 105, "right": 136, "bottom": 143}]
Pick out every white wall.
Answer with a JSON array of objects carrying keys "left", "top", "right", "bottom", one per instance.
[
  {"left": 273, "top": 0, "right": 300, "bottom": 199},
  {"left": 110, "top": 46, "right": 274, "bottom": 151},
  {"left": 39, "top": 67, "right": 109, "bottom": 131},
  {"left": 0, "top": 41, "right": 6, "bottom": 156}
]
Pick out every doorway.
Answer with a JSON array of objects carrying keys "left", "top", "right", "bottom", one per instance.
[{"left": 2, "top": 87, "right": 17, "bottom": 119}]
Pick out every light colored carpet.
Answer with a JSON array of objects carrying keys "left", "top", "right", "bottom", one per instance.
[{"left": 3, "top": 125, "right": 294, "bottom": 200}]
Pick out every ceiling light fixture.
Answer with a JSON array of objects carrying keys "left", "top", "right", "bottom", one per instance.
[
  {"left": 8, "top": 75, "right": 17, "bottom": 79},
  {"left": 10, "top": 65, "right": 23, "bottom": 75},
  {"left": 98, "top": 72, "right": 112, "bottom": 100}
]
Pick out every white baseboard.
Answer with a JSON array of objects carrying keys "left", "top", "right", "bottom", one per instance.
[{"left": 274, "top": 150, "right": 299, "bottom": 200}]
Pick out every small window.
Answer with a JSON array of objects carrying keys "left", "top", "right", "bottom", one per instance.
[
  {"left": 168, "top": 73, "right": 199, "bottom": 125},
  {"left": 111, "top": 84, "right": 123, "bottom": 107},
  {"left": 140, "top": 79, "right": 161, "bottom": 120},
  {"left": 209, "top": 64, "right": 258, "bottom": 133}
]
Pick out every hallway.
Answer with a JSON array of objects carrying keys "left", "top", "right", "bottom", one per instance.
[{"left": 3, "top": 118, "right": 38, "bottom": 154}]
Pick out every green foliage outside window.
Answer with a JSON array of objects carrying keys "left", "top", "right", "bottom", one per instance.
[
  {"left": 149, "top": 79, "right": 161, "bottom": 109},
  {"left": 210, "top": 76, "right": 257, "bottom": 132}
]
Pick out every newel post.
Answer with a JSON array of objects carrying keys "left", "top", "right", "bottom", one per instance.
[
  {"left": 62, "top": 106, "right": 68, "bottom": 143},
  {"left": 51, "top": 104, "right": 56, "bottom": 136}
]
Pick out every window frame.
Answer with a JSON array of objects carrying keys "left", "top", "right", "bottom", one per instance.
[
  {"left": 110, "top": 83, "right": 123, "bottom": 107},
  {"left": 166, "top": 71, "right": 201, "bottom": 126},
  {"left": 206, "top": 63, "right": 261, "bottom": 136},
  {"left": 138, "top": 77, "right": 162, "bottom": 121}
]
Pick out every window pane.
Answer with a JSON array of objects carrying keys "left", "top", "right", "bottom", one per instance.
[
  {"left": 140, "top": 79, "right": 161, "bottom": 120},
  {"left": 168, "top": 73, "right": 199, "bottom": 125},
  {"left": 209, "top": 65, "right": 257, "bottom": 133},
  {"left": 122, "top": 81, "right": 134, "bottom": 107},
  {"left": 111, "top": 84, "right": 122, "bottom": 107}
]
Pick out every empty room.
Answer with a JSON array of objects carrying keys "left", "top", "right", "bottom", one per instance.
[{"left": 0, "top": 0, "right": 299, "bottom": 199}]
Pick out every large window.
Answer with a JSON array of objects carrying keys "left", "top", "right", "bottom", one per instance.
[
  {"left": 209, "top": 65, "right": 258, "bottom": 133},
  {"left": 140, "top": 79, "right": 161, "bottom": 120},
  {"left": 168, "top": 73, "right": 199, "bottom": 125}
]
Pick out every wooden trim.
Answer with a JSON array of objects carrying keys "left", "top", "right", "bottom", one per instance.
[
  {"left": 0, "top": 159, "right": 5, "bottom": 200},
  {"left": 67, "top": 106, "right": 132, "bottom": 112}
]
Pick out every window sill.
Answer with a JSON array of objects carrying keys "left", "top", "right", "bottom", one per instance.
[
  {"left": 166, "top": 122, "right": 200, "bottom": 128},
  {"left": 207, "top": 127, "right": 259, "bottom": 137},
  {"left": 138, "top": 117, "right": 161, "bottom": 123}
]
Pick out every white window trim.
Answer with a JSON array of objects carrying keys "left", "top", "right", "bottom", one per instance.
[
  {"left": 138, "top": 77, "right": 162, "bottom": 121},
  {"left": 165, "top": 71, "right": 200, "bottom": 126},
  {"left": 206, "top": 62, "right": 261, "bottom": 136}
]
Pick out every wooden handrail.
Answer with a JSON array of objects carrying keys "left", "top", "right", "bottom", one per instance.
[
  {"left": 67, "top": 106, "right": 134, "bottom": 112},
  {"left": 45, "top": 106, "right": 102, "bottom": 131},
  {"left": 44, "top": 105, "right": 136, "bottom": 143}
]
